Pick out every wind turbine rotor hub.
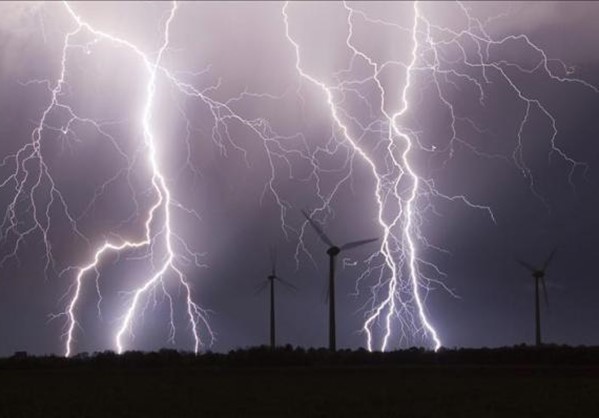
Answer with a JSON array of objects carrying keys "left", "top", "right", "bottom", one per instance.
[{"left": 327, "top": 246, "right": 341, "bottom": 256}]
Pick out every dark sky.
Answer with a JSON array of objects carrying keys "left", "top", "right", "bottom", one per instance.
[{"left": 0, "top": 1, "right": 598, "bottom": 356}]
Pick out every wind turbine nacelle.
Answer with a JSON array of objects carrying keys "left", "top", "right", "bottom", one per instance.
[{"left": 327, "top": 246, "right": 341, "bottom": 256}]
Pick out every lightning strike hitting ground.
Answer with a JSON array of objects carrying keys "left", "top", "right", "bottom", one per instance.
[
  {"left": 1, "top": 1, "right": 597, "bottom": 355},
  {"left": 62, "top": 1, "right": 218, "bottom": 356},
  {"left": 283, "top": 1, "right": 448, "bottom": 351},
  {"left": 283, "top": 1, "right": 597, "bottom": 351},
  {"left": 0, "top": 1, "right": 217, "bottom": 357}
]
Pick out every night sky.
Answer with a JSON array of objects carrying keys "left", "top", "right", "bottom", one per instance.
[{"left": 0, "top": 1, "right": 598, "bottom": 357}]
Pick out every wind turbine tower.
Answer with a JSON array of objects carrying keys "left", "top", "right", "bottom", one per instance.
[{"left": 256, "top": 249, "right": 296, "bottom": 349}]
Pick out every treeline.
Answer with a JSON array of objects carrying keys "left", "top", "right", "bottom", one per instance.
[{"left": 2, "top": 345, "right": 599, "bottom": 369}]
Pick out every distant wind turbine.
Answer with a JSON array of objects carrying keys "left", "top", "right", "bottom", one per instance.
[
  {"left": 302, "top": 210, "right": 378, "bottom": 352},
  {"left": 255, "top": 248, "right": 297, "bottom": 349},
  {"left": 516, "top": 248, "right": 556, "bottom": 347}
]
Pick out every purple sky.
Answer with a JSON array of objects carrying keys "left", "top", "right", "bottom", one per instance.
[{"left": 0, "top": 1, "right": 598, "bottom": 356}]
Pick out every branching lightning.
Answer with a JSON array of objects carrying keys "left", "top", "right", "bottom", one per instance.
[
  {"left": 1, "top": 1, "right": 596, "bottom": 355},
  {"left": 1, "top": 1, "right": 217, "bottom": 356},
  {"left": 283, "top": 1, "right": 597, "bottom": 351}
]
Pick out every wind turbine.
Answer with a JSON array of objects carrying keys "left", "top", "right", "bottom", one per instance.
[
  {"left": 302, "top": 210, "right": 378, "bottom": 352},
  {"left": 255, "top": 248, "right": 296, "bottom": 350},
  {"left": 516, "top": 248, "right": 556, "bottom": 347}
]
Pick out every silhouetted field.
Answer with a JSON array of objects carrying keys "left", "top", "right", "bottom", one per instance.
[{"left": 1, "top": 346, "right": 598, "bottom": 417}]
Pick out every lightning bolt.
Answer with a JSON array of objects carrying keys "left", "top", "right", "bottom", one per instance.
[
  {"left": 0, "top": 1, "right": 216, "bottom": 357},
  {"left": 283, "top": 1, "right": 597, "bottom": 352},
  {"left": 283, "top": 1, "right": 445, "bottom": 351}
]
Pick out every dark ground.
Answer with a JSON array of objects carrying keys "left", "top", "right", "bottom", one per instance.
[{"left": 1, "top": 346, "right": 598, "bottom": 417}]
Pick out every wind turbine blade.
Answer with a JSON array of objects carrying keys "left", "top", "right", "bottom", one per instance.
[
  {"left": 340, "top": 237, "right": 378, "bottom": 251},
  {"left": 275, "top": 276, "right": 298, "bottom": 291},
  {"left": 301, "top": 210, "right": 334, "bottom": 247},
  {"left": 323, "top": 283, "right": 330, "bottom": 305},
  {"left": 253, "top": 281, "right": 269, "bottom": 295},
  {"left": 516, "top": 258, "right": 536, "bottom": 273},
  {"left": 541, "top": 277, "right": 550, "bottom": 309},
  {"left": 543, "top": 248, "right": 557, "bottom": 270},
  {"left": 269, "top": 247, "right": 277, "bottom": 275}
]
